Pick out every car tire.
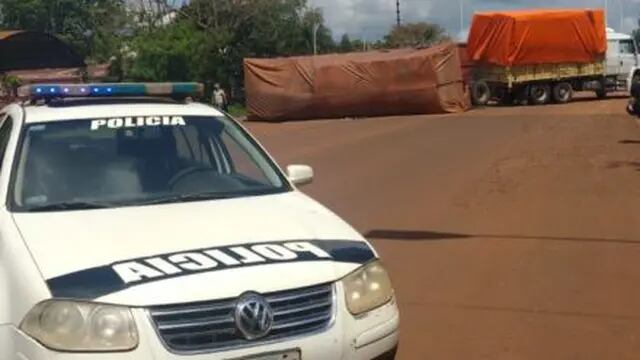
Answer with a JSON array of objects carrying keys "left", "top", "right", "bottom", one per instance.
[
  {"left": 471, "top": 81, "right": 491, "bottom": 106},
  {"left": 529, "top": 83, "right": 551, "bottom": 105},
  {"left": 552, "top": 82, "right": 573, "bottom": 104}
]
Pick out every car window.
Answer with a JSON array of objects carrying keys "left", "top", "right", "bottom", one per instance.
[
  {"left": 174, "top": 125, "right": 215, "bottom": 167},
  {"left": 221, "top": 129, "right": 272, "bottom": 185},
  {"left": 620, "top": 40, "right": 636, "bottom": 54},
  {"left": 0, "top": 116, "right": 14, "bottom": 170},
  {"left": 10, "top": 115, "right": 290, "bottom": 211}
]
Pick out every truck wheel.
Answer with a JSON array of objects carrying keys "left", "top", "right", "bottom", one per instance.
[
  {"left": 529, "top": 84, "right": 551, "bottom": 105},
  {"left": 595, "top": 88, "right": 607, "bottom": 99},
  {"left": 552, "top": 82, "right": 573, "bottom": 103},
  {"left": 471, "top": 81, "right": 491, "bottom": 106}
]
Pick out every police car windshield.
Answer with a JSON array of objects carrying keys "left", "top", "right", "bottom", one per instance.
[{"left": 11, "top": 115, "right": 290, "bottom": 212}]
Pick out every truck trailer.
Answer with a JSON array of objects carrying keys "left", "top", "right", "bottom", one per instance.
[{"left": 466, "top": 9, "right": 638, "bottom": 105}]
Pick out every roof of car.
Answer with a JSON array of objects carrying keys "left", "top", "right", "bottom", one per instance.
[{"left": 21, "top": 100, "right": 224, "bottom": 123}]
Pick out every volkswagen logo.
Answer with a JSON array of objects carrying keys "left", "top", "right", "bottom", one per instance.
[{"left": 234, "top": 293, "right": 274, "bottom": 340}]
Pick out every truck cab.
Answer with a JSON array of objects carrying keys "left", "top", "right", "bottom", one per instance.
[{"left": 605, "top": 28, "right": 639, "bottom": 86}]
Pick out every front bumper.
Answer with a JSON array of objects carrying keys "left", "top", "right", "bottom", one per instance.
[{"left": 4, "top": 284, "right": 399, "bottom": 360}]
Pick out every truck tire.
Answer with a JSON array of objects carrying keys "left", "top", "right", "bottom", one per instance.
[
  {"left": 471, "top": 81, "right": 491, "bottom": 106},
  {"left": 529, "top": 83, "right": 551, "bottom": 105},
  {"left": 552, "top": 82, "right": 573, "bottom": 104}
]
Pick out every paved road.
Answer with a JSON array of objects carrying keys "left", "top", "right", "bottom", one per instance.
[{"left": 247, "top": 96, "right": 640, "bottom": 359}]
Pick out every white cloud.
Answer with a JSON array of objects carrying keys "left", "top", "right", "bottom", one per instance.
[{"left": 311, "top": 0, "right": 640, "bottom": 40}]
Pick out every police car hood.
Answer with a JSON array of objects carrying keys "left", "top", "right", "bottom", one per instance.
[{"left": 12, "top": 192, "right": 376, "bottom": 306}]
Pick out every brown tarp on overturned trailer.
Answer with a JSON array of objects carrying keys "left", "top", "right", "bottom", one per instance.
[{"left": 244, "top": 43, "right": 469, "bottom": 121}]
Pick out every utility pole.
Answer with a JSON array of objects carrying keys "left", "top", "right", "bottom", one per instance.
[
  {"left": 459, "top": 0, "right": 464, "bottom": 37},
  {"left": 396, "top": 0, "right": 401, "bottom": 26},
  {"left": 619, "top": 0, "right": 624, "bottom": 32},
  {"left": 312, "top": 23, "right": 320, "bottom": 55}
]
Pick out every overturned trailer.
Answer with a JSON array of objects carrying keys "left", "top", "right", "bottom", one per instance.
[{"left": 244, "top": 43, "right": 469, "bottom": 121}]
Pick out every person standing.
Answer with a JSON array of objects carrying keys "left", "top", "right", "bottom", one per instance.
[{"left": 212, "top": 83, "right": 228, "bottom": 112}]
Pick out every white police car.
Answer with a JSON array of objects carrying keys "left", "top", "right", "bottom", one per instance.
[{"left": 0, "top": 83, "right": 399, "bottom": 359}]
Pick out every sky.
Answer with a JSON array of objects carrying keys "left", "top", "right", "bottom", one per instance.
[{"left": 308, "top": 0, "right": 640, "bottom": 41}]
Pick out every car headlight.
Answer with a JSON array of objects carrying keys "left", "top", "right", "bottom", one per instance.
[
  {"left": 20, "top": 300, "right": 138, "bottom": 352},
  {"left": 342, "top": 261, "right": 394, "bottom": 315}
]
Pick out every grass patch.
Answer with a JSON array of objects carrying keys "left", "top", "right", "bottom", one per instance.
[{"left": 228, "top": 103, "right": 248, "bottom": 118}]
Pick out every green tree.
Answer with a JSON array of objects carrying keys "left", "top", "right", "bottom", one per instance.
[
  {"left": 125, "top": 22, "right": 206, "bottom": 82},
  {"left": 124, "top": 0, "right": 334, "bottom": 99},
  {"left": 384, "top": 22, "right": 448, "bottom": 49},
  {"left": 0, "top": 0, "right": 129, "bottom": 61},
  {"left": 338, "top": 34, "right": 353, "bottom": 53},
  {"left": 351, "top": 39, "right": 366, "bottom": 51},
  {"left": 0, "top": 0, "right": 49, "bottom": 32},
  {"left": 178, "top": 0, "right": 333, "bottom": 57},
  {"left": 300, "top": 7, "right": 335, "bottom": 55}
]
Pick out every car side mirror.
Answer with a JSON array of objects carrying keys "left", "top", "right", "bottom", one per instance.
[{"left": 287, "top": 165, "right": 314, "bottom": 186}]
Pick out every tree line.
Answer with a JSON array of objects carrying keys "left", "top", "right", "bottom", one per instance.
[{"left": 0, "top": 0, "right": 448, "bottom": 101}]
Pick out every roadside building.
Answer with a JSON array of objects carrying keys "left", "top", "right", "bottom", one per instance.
[
  {"left": 0, "top": 31, "right": 86, "bottom": 83},
  {"left": 0, "top": 30, "right": 110, "bottom": 102}
]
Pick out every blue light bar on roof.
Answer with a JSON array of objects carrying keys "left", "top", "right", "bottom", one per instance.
[{"left": 18, "top": 82, "right": 204, "bottom": 99}]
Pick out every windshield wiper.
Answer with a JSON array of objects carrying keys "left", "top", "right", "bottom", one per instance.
[
  {"left": 27, "top": 201, "right": 113, "bottom": 212},
  {"left": 139, "top": 192, "right": 236, "bottom": 205}
]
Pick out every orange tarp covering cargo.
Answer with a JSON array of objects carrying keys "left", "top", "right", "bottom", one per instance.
[
  {"left": 467, "top": 9, "right": 606, "bottom": 66},
  {"left": 244, "top": 43, "right": 469, "bottom": 121}
]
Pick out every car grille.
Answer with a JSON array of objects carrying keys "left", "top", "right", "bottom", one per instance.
[{"left": 148, "top": 283, "right": 335, "bottom": 353}]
